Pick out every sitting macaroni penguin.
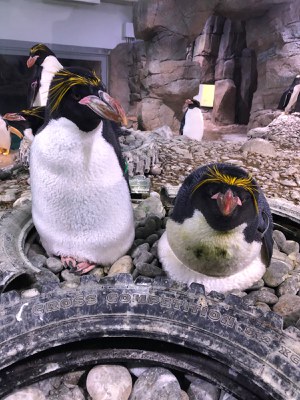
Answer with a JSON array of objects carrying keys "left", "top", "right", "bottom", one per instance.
[
  {"left": 179, "top": 98, "right": 204, "bottom": 141},
  {"left": 158, "top": 163, "right": 273, "bottom": 293},
  {"left": 30, "top": 67, "right": 135, "bottom": 274}
]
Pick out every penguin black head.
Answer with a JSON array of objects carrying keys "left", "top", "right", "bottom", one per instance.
[
  {"left": 46, "top": 66, "right": 127, "bottom": 132},
  {"left": 4, "top": 107, "right": 45, "bottom": 136},
  {"left": 173, "top": 163, "right": 262, "bottom": 234},
  {"left": 192, "top": 164, "right": 260, "bottom": 231},
  {"left": 27, "top": 43, "right": 56, "bottom": 68},
  {"left": 186, "top": 98, "right": 201, "bottom": 109}
]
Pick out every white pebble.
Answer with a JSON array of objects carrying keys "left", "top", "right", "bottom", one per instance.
[{"left": 86, "top": 365, "right": 132, "bottom": 400}]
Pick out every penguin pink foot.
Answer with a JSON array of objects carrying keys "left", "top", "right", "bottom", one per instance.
[{"left": 61, "top": 256, "right": 96, "bottom": 275}]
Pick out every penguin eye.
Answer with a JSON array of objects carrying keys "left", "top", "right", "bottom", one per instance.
[{"left": 72, "top": 92, "right": 82, "bottom": 101}]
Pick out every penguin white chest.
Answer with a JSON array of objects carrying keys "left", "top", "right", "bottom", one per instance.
[
  {"left": 0, "top": 117, "right": 10, "bottom": 151},
  {"left": 30, "top": 118, "right": 134, "bottom": 264},
  {"left": 34, "top": 56, "right": 63, "bottom": 106},
  {"left": 183, "top": 108, "right": 204, "bottom": 141}
]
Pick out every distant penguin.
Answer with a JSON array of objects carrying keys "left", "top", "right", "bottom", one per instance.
[
  {"left": 158, "top": 163, "right": 273, "bottom": 293},
  {"left": 4, "top": 106, "right": 45, "bottom": 141},
  {"left": 4, "top": 107, "right": 46, "bottom": 165},
  {"left": 30, "top": 67, "right": 134, "bottom": 274},
  {"left": 179, "top": 98, "right": 204, "bottom": 141},
  {"left": 27, "top": 43, "right": 63, "bottom": 107},
  {"left": 278, "top": 75, "right": 300, "bottom": 113},
  {"left": 0, "top": 115, "right": 24, "bottom": 155}
]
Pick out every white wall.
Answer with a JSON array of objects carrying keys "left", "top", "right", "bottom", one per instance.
[{"left": 0, "top": 0, "right": 133, "bottom": 50}]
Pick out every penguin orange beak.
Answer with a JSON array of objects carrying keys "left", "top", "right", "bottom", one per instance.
[
  {"left": 8, "top": 126, "right": 23, "bottom": 139},
  {"left": 211, "top": 189, "right": 242, "bottom": 216},
  {"left": 79, "top": 91, "right": 128, "bottom": 126},
  {"left": 27, "top": 55, "right": 39, "bottom": 68}
]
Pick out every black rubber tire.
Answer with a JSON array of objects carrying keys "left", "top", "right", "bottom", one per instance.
[{"left": 0, "top": 274, "right": 299, "bottom": 399}]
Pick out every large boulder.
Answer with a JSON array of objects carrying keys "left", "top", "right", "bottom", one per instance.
[{"left": 212, "top": 79, "right": 236, "bottom": 124}]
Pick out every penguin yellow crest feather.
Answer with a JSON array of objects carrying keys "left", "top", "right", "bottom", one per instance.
[
  {"left": 192, "top": 165, "right": 259, "bottom": 213},
  {"left": 48, "top": 69, "right": 101, "bottom": 112}
]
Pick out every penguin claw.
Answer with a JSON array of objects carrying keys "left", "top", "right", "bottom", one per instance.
[{"left": 61, "top": 257, "right": 96, "bottom": 275}]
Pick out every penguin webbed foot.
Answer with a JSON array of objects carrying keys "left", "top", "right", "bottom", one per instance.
[{"left": 61, "top": 256, "right": 96, "bottom": 275}]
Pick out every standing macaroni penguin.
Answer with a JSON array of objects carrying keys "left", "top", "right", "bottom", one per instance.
[
  {"left": 278, "top": 75, "right": 300, "bottom": 113},
  {"left": 30, "top": 67, "right": 134, "bottom": 274},
  {"left": 27, "top": 43, "right": 63, "bottom": 107},
  {"left": 158, "top": 163, "right": 273, "bottom": 293},
  {"left": 179, "top": 98, "right": 204, "bottom": 141}
]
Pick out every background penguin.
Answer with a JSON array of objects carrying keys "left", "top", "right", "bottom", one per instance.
[
  {"left": 27, "top": 43, "right": 63, "bottom": 107},
  {"left": 0, "top": 115, "right": 24, "bottom": 155},
  {"left": 30, "top": 67, "right": 134, "bottom": 274},
  {"left": 158, "top": 163, "right": 273, "bottom": 293},
  {"left": 278, "top": 75, "right": 300, "bottom": 112},
  {"left": 179, "top": 98, "right": 204, "bottom": 141},
  {"left": 4, "top": 106, "right": 45, "bottom": 141},
  {"left": 4, "top": 107, "right": 45, "bottom": 165}
]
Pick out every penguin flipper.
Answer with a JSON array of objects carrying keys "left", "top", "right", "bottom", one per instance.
[
  {"left": 28, "top": 80, "right": 39, "bottom": 108},
  {"left": 257, "top": 202, "right": 273, "bottom": 266},
  {"left": 277, "top": 89, "right": 291, "bottom": 110},
  {"left": 179, "top": 111, "right": 186, "bottom": 135}
]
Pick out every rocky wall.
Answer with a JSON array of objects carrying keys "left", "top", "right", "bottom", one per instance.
[{"left": 109, "top": 0, "right": 299, "bottom": 131}]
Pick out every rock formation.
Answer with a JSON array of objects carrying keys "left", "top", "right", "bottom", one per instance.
[{"left": 109, "top": 0, "right": 299, "bottom": 131}]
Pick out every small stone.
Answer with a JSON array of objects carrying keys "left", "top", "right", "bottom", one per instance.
[
  {"left": 246, "top": 289, "right": 278, "bottom": 305},
  {"left": 28, "top": 254, "right": 47, "bottom": 269},
  {"left": 130, "top": 367, "right": 182, "bottom": 400},
  {"left": 188, "top": 376, "right": 221, "bottom": 400},
  {"left": 134, "top": 196, "right": 166, "bottom": 219},
  {"left": 145, "top": 234, "right": 159, "bottom": 246},
  {"left": 272, "top": 249, "right": 294, "bottom": 271},
  {"left": 277, "top": 276, "right": 300, "bottom": 296},
  {"left": 61, "top": 281, "right": 80, "bottom": 289},
  {"left": 143, "top": 218, "right": 158, "bottom": 237},
  {"left": 282, "top": 240, "right": 299, "bottom": 255},
  {"left": 3, "top": 387, "right": 46, "bottom": 400},
  {"left": 47, "top": 384, "right": 85, "bottom": 400},
  {"left": 150, "top": 165, "right": 162, "bottom": 175},
  {"left": 13, "top": 196, "right": 31, "bottom": 208},
  {"left": 181, "top": 390, "right": 189, "bottom": 400},
  {"left": 135, "top": 226, "right": 149, "bottom": 240},
  {"left": 0, "top": 192, "right": 17, "bottom": 202},
  {"left": 91, "top": 267, "right": 105, "bottom": 279},
  {"left": 61, "top": 269, "right": 81, "bottom": 284},
  {"left": 255, "top": 302, "right": 271, "bottom": 313},
  {"left": 86, "top": 365, "right": 132, "bottom": 400},
  {"left": 240, "top": 139, "right": 276, "bottom": 157},
  {"left": 108, "top": 255, "right": 133, "bottom": 276},
  {"left": 63, "top": 371, "right": 85, "bottom": 387},
  {"left": 135, "top": 262, "right": 164, "bottom": 277},
  {"left": 247, "top": 279, "right": 264, "bottom": 291},
  {"left": 272, "top": 230, "right": 286, "bottom": 251},
  {"left": 273, "top": 294, "right": 300, "bottom": 327},
  {"left": 280, "top": 179, "right": 297, "bottom": 187},
  {"left": 21, "top": 288, "right": 40, "bottom": 298},
  {"left": 263, "top": 260, "right": 290, "bottom": 287},
  {"left": 46, "top": 257, "right": 64, "bottom": 273},
  {"left": 131, "top": 243, "right": 150, "bottom": 259},
  {"left": 133, "top": 251, "right": 154, "bottom": 266}
]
